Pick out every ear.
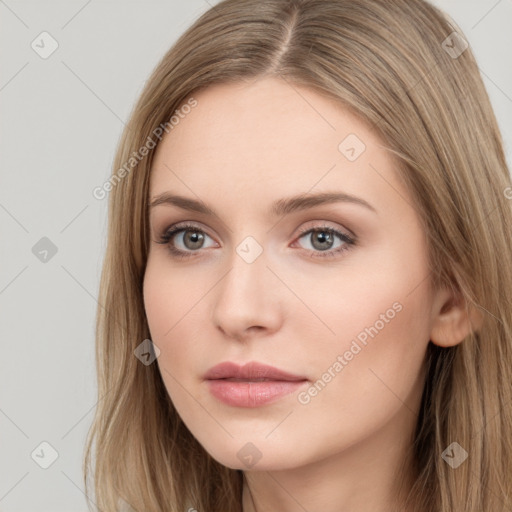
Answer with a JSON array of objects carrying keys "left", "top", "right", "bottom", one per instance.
[{"left": 429, "top": 285, "right": 484, "bottom": 347}]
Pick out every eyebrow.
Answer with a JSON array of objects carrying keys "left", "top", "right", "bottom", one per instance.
[{"left": 149, "top": 191, "right": 377, "bottom": 216}]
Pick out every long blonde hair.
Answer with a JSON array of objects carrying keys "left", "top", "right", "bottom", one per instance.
[{"left": 83, "top": 0, "right": 512, "bottom": 510}]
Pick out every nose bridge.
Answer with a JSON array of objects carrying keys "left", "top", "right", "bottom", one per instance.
[
  {"left": 211, "top": 233, "right": 282, "bottom": 337},
  {"left": 219, "top": 234, "right": 269, "bottom": 304}
]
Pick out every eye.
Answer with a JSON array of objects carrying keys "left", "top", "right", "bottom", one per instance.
[
  {"left": 293, "top": 225, "right": 356, "bottom": 259},
  {"left": 155, "top": 222, "right": 217, "bottom": 259},
  {"left": 155, "top": 222, "right": 357, "bottom": 260}
]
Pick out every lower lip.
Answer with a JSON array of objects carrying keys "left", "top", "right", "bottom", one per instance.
[{"left": 206, "top": 379, "right": 308, "bottom": 407}]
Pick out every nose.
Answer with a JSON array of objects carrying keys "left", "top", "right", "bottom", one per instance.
[{"left": 211, "top": 243, "right": 283, "bottom": 342}]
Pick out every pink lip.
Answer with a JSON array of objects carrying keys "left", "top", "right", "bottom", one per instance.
[{"left": 204, "top": 361, "right": 309, "bottom": 407}]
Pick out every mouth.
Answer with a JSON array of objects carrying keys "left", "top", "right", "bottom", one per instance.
[
  {"left": 204, "top": 361, "right": 309, "bottom": 407},
  {"left": 203, "top": 361, "right": 307, "bottom": 381},
  {"left": 218, "top": 377, "right": 295, "bottom": 382}
]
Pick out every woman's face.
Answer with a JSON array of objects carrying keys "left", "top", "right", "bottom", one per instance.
[{"left": 143, "top": 76, "right": 442, "bottom": 472}]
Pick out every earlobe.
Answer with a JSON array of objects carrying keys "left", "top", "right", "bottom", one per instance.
[{"left": 429, "top": 287, "right": 483, "bottom": 347}]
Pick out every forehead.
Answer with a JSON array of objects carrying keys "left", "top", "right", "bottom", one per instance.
[
  {"left": 149, "top": 77, "right": 409, "bottom": 223},
  {"left": 154, "top": 76, "right": 376, "bottom": 165}
]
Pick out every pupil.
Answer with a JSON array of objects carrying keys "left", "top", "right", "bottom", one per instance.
[
  {"left": 186, "top": 231, "right": 203, "bottom": 249},
  {"left": 314, "top": 231, "right": 332, "bottom": 250}
]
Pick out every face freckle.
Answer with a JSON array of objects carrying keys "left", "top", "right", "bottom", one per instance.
[{"left": 143, "top": 76, "right": 436, "bottom": 475}]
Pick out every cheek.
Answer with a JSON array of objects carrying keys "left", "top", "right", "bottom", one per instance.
[
  {"left": 143, "top": 254, "right": 207, "bottom": 340},
  {"left": 285, "top": 281, "right": 432, "bottom": 466},
  {"left": 303, "top": 287, "right": 429, "bottom": 401},
  {"left": 298, "top": 245, "right": 433, "bottom": 424},
  {"left": 143, "top": 258, "right": 189, "bottom": 380},
  {"left": 300, "top": 229, "right": 430, "bottom": 379},
  {"left": 143, "top": 255, "right": 216, "bottom": 387}
]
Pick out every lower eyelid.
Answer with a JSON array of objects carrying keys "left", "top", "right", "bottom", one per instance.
[{"left": 158, "top": 224, "right": 355, "bottom": 257}]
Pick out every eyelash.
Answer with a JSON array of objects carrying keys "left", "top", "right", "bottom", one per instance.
[{"left": 155, "top": 222, "right": 356, "bottom": 260}]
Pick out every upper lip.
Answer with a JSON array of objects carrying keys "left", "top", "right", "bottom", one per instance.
[{"left": 204, "top": 361, "right": 308, "bottom": 381}]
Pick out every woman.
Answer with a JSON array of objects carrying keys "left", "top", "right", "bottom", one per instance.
[{"left": 84, "top": 0, "right": 512, "bottom": 511}]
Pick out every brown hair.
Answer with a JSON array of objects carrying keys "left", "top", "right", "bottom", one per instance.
[{"left": 84, "top": 0, "right": 512, "bottom": 510}]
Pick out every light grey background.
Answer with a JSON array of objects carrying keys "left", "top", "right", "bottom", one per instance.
[{"left": 0, "top": 1, "right": 511, "bottom": 511}]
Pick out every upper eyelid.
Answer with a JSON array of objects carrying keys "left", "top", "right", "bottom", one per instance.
[
  {"left": 161, "top": 220, "right": 354, "bottom": 243},
  {"left": 164, "top": 222, "right": 216, "bottom": 239}
]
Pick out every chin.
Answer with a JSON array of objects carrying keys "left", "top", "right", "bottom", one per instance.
[{"left": 199, "top": 438, "right": 303, "bottom": 472}]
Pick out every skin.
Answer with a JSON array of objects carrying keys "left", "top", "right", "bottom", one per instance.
[{"left": 143, "top": 76, "right": 478, "bottom": 512}]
